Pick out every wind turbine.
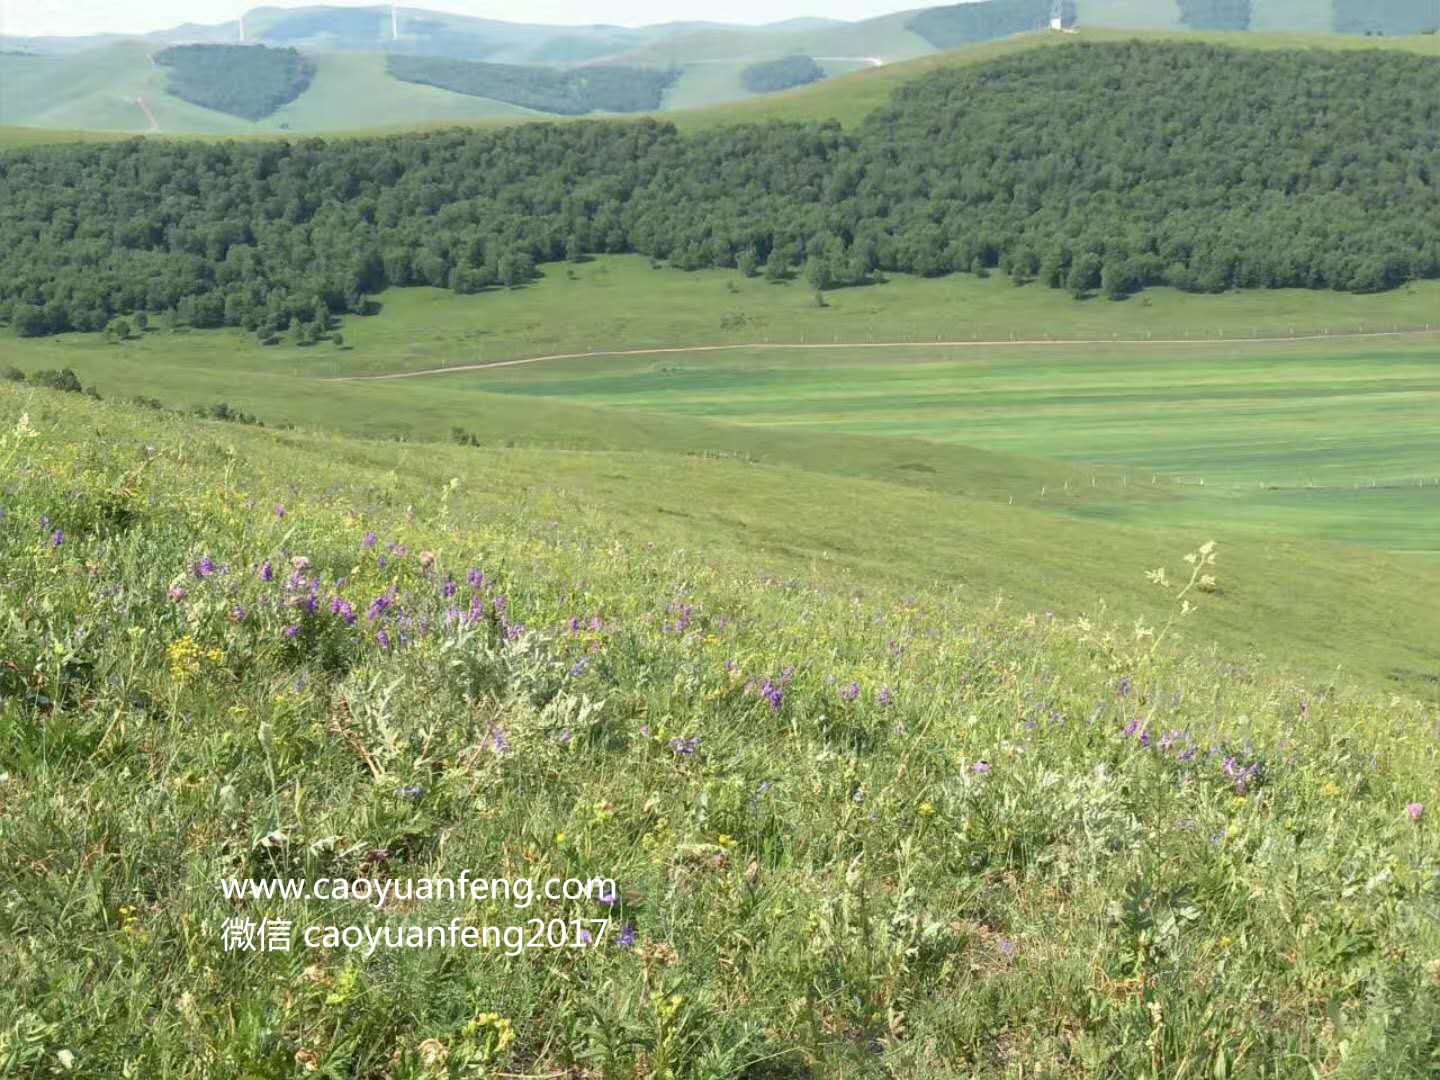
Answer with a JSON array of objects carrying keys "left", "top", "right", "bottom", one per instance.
[
  {"left": 238, "top": 8, "right": 246, "bottom": 41},
  {"left": 1049, "top": 0, "right": 1064, "bottom": 31},
  {"left": 391, "top": 4, "right": 399, "bottom": 40}
]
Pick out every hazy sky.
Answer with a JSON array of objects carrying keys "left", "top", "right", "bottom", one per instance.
[{"left": 1, "top": 0, "right": 945, "bottom": 38}]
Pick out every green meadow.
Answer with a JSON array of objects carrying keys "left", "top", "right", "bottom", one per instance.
[{"left": 6, "top": 254, "right": 1437, "bottom": 559}]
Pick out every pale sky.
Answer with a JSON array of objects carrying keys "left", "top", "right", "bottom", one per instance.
[{"left": 1, "top": 0, "right": 939, "bottom": 38}]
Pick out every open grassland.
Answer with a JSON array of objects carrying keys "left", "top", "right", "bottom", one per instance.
[{"left": 3, "top": 383, "right": 1440, "bottom": 1077}]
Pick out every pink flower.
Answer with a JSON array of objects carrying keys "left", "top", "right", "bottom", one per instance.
[
  {"left": 1407, "top": 802, "right": 1424, "bottom": 823},
  {"left": 168, "top": 586, "right": 188, "bottom": 602}
]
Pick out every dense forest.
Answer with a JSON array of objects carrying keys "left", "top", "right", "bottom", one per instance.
[
  {"left": 386, "top": 56, "right": 678, "bottom": 114},
  {"left": 154, "top": 45, "right": 316, "bottom": 121},
  {"left": 741, "top": 56, "right": 826, "bottom": 93},
  {"left": 3, "top": 42, "right": 1438, "bottom": 339}
]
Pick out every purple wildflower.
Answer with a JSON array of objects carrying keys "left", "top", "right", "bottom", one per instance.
[
  {"left": 617, "top": 925, "right": 637, "bottom": 947},
  {"left": 595, "top": 885, "right": 617, "bottom": 906},
  {"left": 398, "top": 784, "right": 425, "bottom": 800},
  {"left": 1139, "top": 730, "right": 1151, "bottom": 749},
  {"left": 998, "top": 938, "right": 1016, "bottom": 957},
  {"left": 376, "top": 629, "right": 391, "bottom": 650},
  {"left": 1116, "top": 677, "right": 1132, "bottom": 697},
  {"left": 363, "top": 531, "right": 378, "bottom": 548},
  {"left": 570, "top": 658, "right": 590, "bottom": 678},
  {"left": 230, "top": 605, "right": 247, "bottom": 622},
  {"left": 1122, "top": 716, "right": 1140, "bottom": 738},
  {"left": 1407, "top": 802, "right": 1424, "bottom": 823},
  {"left": 760, "top": 680, "right": 783, "bottom": 711},
  {"left": 491, "top": 728, "right": 512, "bottom": 753},
  {"left": 274, "top": 504, "right": 285, "bottom": 519},
  {"left": 878, "top": 687, "right": 893, "bottom": 707},
  {"left": 467, "top": 568, "right": 484, "bottom": 587},
  {"left": 260, "top": 560, "right": 273, "bottom": 583},
  {"left": 579, "top": 929, "right": 593, "bottom": 945},
  {"left": 972, "top": 761, "right": 992, "bottom": 775},
  {"left": 442, "top": 577, "right": 457, "bottom": 599},
  {"left": 669, "top": 736, "right": 700, "bottom": 756},
  {"left": 50, "top": 529, "right": 64, "bottom": 547},
  {"left": 192, "top": 555, "right": 215, "bottom": 579},
  {"left": 366, "top": 592, "right": 392, "bottom": 621},
  {"left": 331, "top": 597, "right": 356, "bottom": 625},
  {"left": 841, "top": 681, "right": 861, "bottom": 703},
  {"left": 284, "top": 624, "right": 300, "bottom": 639},
  {"left": 168, "top": 585, "right": 187, "bottom": 602},
  {"left": 505, "top": 623, "right": 526, "bottom": 641}
]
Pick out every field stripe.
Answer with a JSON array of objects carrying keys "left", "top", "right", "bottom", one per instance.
[{"left": 332, "top": 327, "right": 1440, "bottom": 382}]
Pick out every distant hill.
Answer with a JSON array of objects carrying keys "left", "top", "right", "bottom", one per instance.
[{"left": 2, "top": 1, "right": 1438, "bottom": 134}]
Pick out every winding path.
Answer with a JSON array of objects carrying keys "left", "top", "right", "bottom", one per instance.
[
  {"left": 329, "top": 326, "right": 1438, "bottom": 383},
  {"left": 134, "top": 96, "right": 159, "bottom": 133}
]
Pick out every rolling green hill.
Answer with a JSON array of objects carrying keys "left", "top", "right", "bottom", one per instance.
[{"left": 5, "top": 1, "right": 1436, "bottom": 134}]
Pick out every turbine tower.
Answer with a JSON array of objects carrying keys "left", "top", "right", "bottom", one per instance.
[
  {"left": 391, "top": 4, "right": 399, "bottom": 40},
  {"left": 1049, "top": 0, "right": 1064, "bottom": 31},
  {"left": 238, "top": 9, "right": 246, "bottom": 41}
]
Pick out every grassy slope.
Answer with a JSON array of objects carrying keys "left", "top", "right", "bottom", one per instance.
[
  {"left": 254, "top": 52, "right": 537, "bottom": 132},
  {"left": 6, "top": 28, "right": 1440, "bottom": 140},
  {"left": 612, "top": 12, "right": 934, "bottom": 67},
  {"left": 669, "top": 27, "right": 1440, "bottom": 131},
  {"left": 3, "top": 383, "right": 1440, "bottom": 1077},
  {"left": 4, "top": 254, "right": 1437, "bottom": 555}
]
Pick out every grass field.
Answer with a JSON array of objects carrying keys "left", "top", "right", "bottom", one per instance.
[
  {"left": 4, "top": 255, "right": 1439, "bottom": 689},
  {"left": 4, "top": 377, "right": 1440, "bottom": 1078}
]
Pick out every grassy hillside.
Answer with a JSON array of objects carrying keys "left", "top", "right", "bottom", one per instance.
[
  {"left": 4, "top": 375, "right": 1440, "bottom": 1077},
  {"left": 3, "top": 255, "right": 1439, "bottom": 688},
  {"left": 5, "top": 27, "right": 1440, "bottom": 138}
]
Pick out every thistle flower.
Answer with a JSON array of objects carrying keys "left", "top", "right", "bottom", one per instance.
[
  {"left": 363, "top": 531, "right": 378, "bottom": 548},
  {"left": 191, "top": 555, "right": 215, "bottom": 579},
  {"left": 168, "top": 585, "right": 188, "bottom": 602},
  {"left": 1408, "top": 802, "right": 1424, "bottom": 823}
]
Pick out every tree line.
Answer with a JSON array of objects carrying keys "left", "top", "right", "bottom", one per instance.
[
  {"left": 386, "top": 56, "right": 678, "bottom": 115},
  {"left": 741, "top": 56, "right": 825, "bottom": 94},
  {"left": 2, "top": 41, "right": 1437, "bottom": 339}
]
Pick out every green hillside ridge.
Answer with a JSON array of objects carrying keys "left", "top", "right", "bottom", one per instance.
[{"left": 4, "top": 377, "right": 1440, "bottom": 1076}]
